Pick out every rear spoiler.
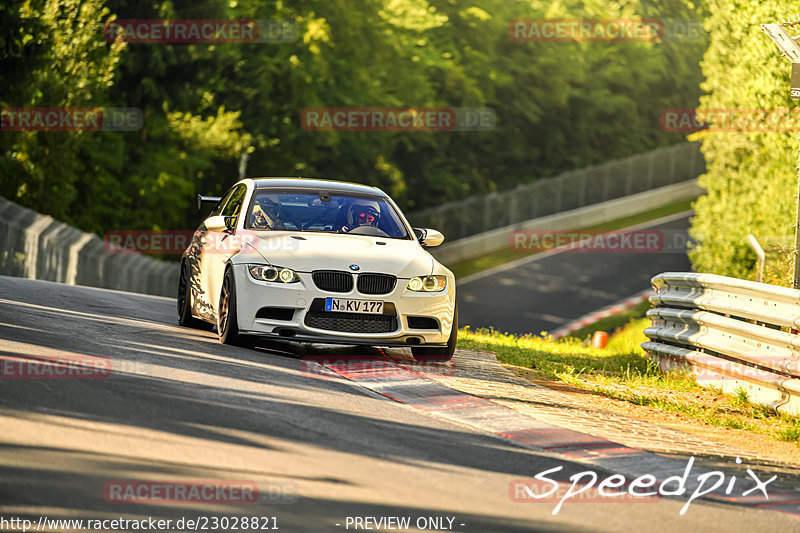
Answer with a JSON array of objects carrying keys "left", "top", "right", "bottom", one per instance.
[{"left": 196, "top": 194, "right": 222, "bottom": 210}]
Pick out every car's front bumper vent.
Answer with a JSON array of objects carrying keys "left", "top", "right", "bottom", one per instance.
[
  {"left": 357, "top": 273, "right": 397, "bottom": 295},
  {"left": 312, "top": 270, "right": 354, "bottom": 292},
  {"left": 255, "top": 307, "right": 295, "bottom": 321},
  {"left": 407, "top": 316, "right": 439, "bottom": 330},
  {"left": 304, "top": 312, "right": 397, "bottom": 333}
]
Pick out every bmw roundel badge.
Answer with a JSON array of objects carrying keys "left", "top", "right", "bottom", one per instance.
[{"left": 349, "top": 264, "right": 360, "bottom": 271}]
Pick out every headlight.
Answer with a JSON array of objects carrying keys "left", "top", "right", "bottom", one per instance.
[
  {"left": 407, "top": 275, "right": 447, "bottom": 292},
  {"left": 279, "top": 268, "right": 295, "bottom": 283},
  {"left": 248, "top": 265, "right": 299, "bottom": 283}
]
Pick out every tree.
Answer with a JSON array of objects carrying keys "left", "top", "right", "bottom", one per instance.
[
  {"left": 688, "top": 1, "right": 796, "bottom": 282},
  {"left": 0, "top": 0, "right": 124, "bottom": 229}
]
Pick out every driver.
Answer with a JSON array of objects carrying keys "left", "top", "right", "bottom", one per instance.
[
  {"left": 250, "top": 197, "right": 286, "bottom": 230},
  {"left": 341, "top": 201, "right": 381, "bottom": 233}
]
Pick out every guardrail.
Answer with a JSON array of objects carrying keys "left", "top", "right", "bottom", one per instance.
[
  {"left": 642, "top": 272, "right": 800, "bottom": 415},
  {"left": 0, "top": 195, "right": 178, "bottom": 297},
  {"left": 432, "top": 179, "right": 702, "bottom": 265},
  {"left": 408, "top": 142, "right": 704, "bottom": 242}
]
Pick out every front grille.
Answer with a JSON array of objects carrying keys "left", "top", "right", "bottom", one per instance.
[
  {"left": 304, "top": 312, "right": 397, "bottom": 333},
  {"left": 357, "top": 273, "right": 397, "bottom": 295},
  {"left": 312, "top": 270, "right": 354, "bottom": 292}
]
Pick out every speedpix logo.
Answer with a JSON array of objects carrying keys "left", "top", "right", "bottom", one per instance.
[{"left": 510, "top": 457, "right": 775, "bottom": 515}]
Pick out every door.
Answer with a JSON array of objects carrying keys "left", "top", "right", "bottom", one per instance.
[{"left": 199, "top": 183, "right": 248, "bottom": 316}]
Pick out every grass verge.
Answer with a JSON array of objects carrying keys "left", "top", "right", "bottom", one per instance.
[
  {"left": 456, "top": 319, "right": 800, "bottom": 446},
  {"left": 447, "top": 199, "right": 693, "bottom": 279}
]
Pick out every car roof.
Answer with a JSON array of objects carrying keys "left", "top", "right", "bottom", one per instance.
[{"left": 248, "top": 177, "right": 386, "bottom": 196}]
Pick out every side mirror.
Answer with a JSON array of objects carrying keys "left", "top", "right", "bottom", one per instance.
[
  {"left": 204, "top": 215, "right": 233, "bottom": 232},
  {"left": 415, "top": 228, "right": 445, "bottom": 247}
]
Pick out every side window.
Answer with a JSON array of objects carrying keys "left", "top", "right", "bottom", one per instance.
[
  {"left": 221, "top": 184, "right": 248, "bottom": 227},
  {"left": 210, "top": 187, "right": 236, "bottom": 217}
]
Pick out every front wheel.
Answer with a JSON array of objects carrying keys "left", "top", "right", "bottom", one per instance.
[
  {"left": 411, "top": 304, "right": 457, "bottom": 362},
  {"left": 178, "top": 262, "right": 206, "bottom": 329},
  {"left": 218, "top": 268, "right": 246, "bottom": 346}
]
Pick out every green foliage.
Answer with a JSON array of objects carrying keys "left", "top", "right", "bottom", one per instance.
[
  {"left": 689, "top": 1, "right": 797, "bottom": 282},
  {"left": 0, "top": 0, "right": 125, "bottom": 229},
  {"left": 2, "top": 0, "right": 707, "bottom": 237}
]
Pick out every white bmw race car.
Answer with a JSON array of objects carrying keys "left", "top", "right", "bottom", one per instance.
[{"left": 178, "top": 178, "right": 457, "bottom": 360}]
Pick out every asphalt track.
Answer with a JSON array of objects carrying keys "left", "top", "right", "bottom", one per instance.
[
  {"left": 458, "top": 212, "right": 693, "bottom": 335},
  {"left": 1, "top": 276, "right": 798, "bottom": 531}
]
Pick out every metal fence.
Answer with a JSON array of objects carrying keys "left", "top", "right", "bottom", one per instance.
[
  {"left": 0, "top": 194, "right": 178, "bottom": 297},
  {"left": 407, "top": 142, "right": 704, "bottom": 240},
  {"left": 643, "top": 272, "right": 800, "bottom": 415},
  {"left": 0, "top": 142, "right": 703, "bottom": 297}
]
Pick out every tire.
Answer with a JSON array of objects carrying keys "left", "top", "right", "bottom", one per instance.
[
  {"left": 177, "top": 262, "right": 206, "bottom": 329},
  {"left": 218, "top": 268, "right": 247, "bottom": 346},
  {"left": 412, "top": 303, "right": 457, "bottom": 362}
]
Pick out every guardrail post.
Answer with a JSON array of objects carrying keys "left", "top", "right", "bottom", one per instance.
[
  {"left": 794, "top": 133, "right": 800, "bottom": 289},
  {"left": 459, "top": 200, "right": 470, "bottom": 239},
  {"left": 482, "top": 193, "right": 494, "bottom": 232},
  {"left": 669, "top": 145, "right": 678, "bottom": 182},
  {"left": 555, "top": 175, "right": 563, "bottom": 212},
  {"left": 689, "top": 142, "right": 700, "bottom": 177},
  {"left": 746, "top": 234, "right": 766, "bottom": 283},
  {"left": 508, "top": 186, "right": 521, "bottom": 225},
  {"left": 24, "top": 214, "right": 54, "bottom": 280},
  {"left": 625, "top": 159, "right": 634, "bottom": 196},
  {"left": 646, "top": 151, "right": 655, "bottom": 190},
  {"left": 66, "top": 233, "right": 93, "bottom": 286}
]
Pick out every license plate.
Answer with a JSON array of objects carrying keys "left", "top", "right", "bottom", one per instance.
[{"left": 325, "top": 298, "right": 384, "bottom": 314}]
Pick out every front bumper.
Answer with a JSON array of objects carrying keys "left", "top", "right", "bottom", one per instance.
[{"left": 233, "top": 264, "right": 456, "bottom": 346}]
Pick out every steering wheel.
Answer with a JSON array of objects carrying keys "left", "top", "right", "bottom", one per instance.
[{"left": 345, "top": 225, "right": 390, "bottom": 237}]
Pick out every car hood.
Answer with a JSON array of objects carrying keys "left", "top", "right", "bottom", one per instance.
[{"left": 234, "top": 231, "right": 435, "bottom": 277}]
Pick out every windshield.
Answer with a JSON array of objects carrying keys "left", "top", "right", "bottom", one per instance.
[{"left": 245, "top": 188, "right": 411, "bottom": 239}]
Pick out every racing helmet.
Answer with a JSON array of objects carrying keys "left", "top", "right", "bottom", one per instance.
[
  {"left": 250, "top": 195, "right": 282, "bottom": 228},
  {"left": 346, "top": 200, "right": 381, "bottom": 227},
  {"left": 254, "top": 195, "right": 281, "bottom": 212}
]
